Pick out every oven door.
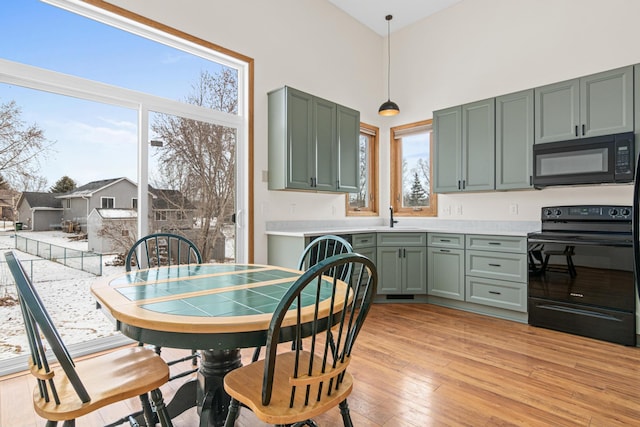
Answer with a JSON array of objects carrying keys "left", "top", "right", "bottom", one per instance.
[{"left": 527, "top": 235, "right": 636, "bottom": 345}]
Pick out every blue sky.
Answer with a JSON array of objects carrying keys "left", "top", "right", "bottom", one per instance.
[{"left": 0, "top": 0, "right": 224, "bottom": 188}]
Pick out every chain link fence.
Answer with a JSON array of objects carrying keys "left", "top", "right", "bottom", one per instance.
[{"left": 14, "top": 235, "right": 102, "bottom": 276}]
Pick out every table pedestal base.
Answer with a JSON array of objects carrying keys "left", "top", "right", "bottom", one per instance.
[{"left": 197, "top": 348, "right": 243, "bottom": 427}]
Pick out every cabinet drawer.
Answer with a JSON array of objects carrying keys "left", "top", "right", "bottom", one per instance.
[
  {"left": 465, "top": 276, "right": 527, "bottom": 312},
  {"left": 466, "top": 250, "right": 527, "bottom": 282},
  {"left": 428, "top": 233, "right": 464, "bottom": 249},
  {"left": 465, "top": 235, "right": 527, "bottom": 253},
  {"left": 352, "top": 233, "right": 376, "bottom": 249},
  {"left": 377, "top": 232, "right": 427, "bottom": 247}
]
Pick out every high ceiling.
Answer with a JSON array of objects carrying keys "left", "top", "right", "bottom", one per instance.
[{"left": 328, "top": 0, "right": 463, "bottom": 36}]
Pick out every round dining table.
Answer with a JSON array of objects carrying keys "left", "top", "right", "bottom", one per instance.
[{"left": 91, "top": 263, "right": 349, "bottom": 427}]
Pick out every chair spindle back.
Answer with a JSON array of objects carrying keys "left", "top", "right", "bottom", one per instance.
[
  {"left": 5, "top": 251, "right": 90, "bottom": 405},
  {"left": 126, "top": 232, "right": 202, "bottom": 271},
  {"left": 262, "top": 252, "right": 377, "bottom": 408}
]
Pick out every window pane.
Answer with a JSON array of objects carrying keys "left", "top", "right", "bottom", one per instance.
[
  {"left": 0, "top": 1, "right": 238, "bottom": 113},
  {"left": 401, "top": 131, "right": 432, "bottom": 209},
  {"left": 0, "top": 83, "right": 137, "bottom": 190},
  {"left": 349, "top": 134, "right": 370, "bottom": 209},
  {"left": 150, "top": 111, "right": 236, "bottom": 263}
]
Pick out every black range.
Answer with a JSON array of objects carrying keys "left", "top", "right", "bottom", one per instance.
[{"left": 527, "top": 205, "right": 636, "bottom": 346}]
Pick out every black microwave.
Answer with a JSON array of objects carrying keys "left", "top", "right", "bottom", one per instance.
[{"left": 532, "top": 132, "right": 635, "bottom": 188}]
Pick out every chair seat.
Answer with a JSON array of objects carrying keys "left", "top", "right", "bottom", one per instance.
[
  {"left": 224, "top": 351, "right": 353, "bottom": 425},
  {"left": 33, "top": 347, "right": 169, "bottom": 422}
]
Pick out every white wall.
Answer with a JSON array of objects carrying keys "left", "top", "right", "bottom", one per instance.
[
  {"left": 106, "top": 0, "right": 640, "bottom": 262},
  {"left": 106, "top": 0, "right": 383, "bottom": 262},
  {"left": 388, "top": 0, "right": 640, "bottom": 221}
]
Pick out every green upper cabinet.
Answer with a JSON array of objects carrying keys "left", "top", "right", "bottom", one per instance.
[
  {"left": 336, "top": 105, "right": 360, "bottom": 192},
  {"left": 535, "top": 66, "right": 633, "bottom": 144},
  {"left": 495, "top": 89, "right": 534, "bottom": 190},
  {"left": 312, "top": 97, "right": 337, "bottom": 192},
  {"left": 433, "top": 106, "right": 462, "bottom": 192},
  {"left": 434, "top": 98, "right": 495, "bottom": 192},
  {"left": 268, "top": 86, "right": 360, "bottom": 192}
]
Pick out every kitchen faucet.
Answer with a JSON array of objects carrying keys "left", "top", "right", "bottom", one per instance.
[{"left": 389, "top": 206, "right": 398, "bottom": 228}]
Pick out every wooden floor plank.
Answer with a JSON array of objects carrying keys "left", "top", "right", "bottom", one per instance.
[{"left": 3, "top": 303, "right": 640, "bottom": 426}]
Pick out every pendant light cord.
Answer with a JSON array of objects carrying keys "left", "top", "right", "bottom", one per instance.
[{"left": 386, "top": 15, "right": 392, "bottom": 101}]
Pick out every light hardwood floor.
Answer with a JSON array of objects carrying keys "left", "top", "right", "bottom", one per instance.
[{"left": 2, "top": 303, "right": 640, "bottom": 426}]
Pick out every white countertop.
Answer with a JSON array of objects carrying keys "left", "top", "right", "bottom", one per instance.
[{"left": 265, "top": 219, "right": 540, "bottom": 238}]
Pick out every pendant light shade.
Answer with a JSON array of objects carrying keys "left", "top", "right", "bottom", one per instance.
[{"left": 379, "top": 14, "right": 399, "bottom": 116}]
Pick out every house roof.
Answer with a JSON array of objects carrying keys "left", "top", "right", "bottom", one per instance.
[
  {"left": 51, "top": 177, "right": 195, "bottom": 210},
  {"left": 92, "top": 208, "right": 138, "bottom": 219},
  {"left": 152, "top": 188, "right": 197, "bottom": 210},
  {"left": 19, "top": 192, "right": 63, "bottom": 209},
  {"left": 57, "top": 177, "right": 135, "bottom": 198}
]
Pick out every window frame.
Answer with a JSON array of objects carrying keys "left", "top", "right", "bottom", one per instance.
[
  {"left": 390, "top": 119, "right": 437, "bottom": 217},
  {"left": 345, "top": 122, "right": 378, "bottom": 216},
  {"left": 100, "top": 196, "right": 115, "bottom": 209}
]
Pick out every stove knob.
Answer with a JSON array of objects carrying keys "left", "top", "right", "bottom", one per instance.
[
  {"left": 544, "top": 209, "right": 553, "bottom": 217},
  {"left": 621, "top": 208, "right": 630, "bottom": 216},
  {"left": 609, "top": 208, "right": 618, "bottom": 216},
  {"left": 553, "top": 209, "right": 562, "bottom": 216}
]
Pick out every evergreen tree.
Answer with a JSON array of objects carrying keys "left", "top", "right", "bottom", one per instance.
[
  {"left": 50, "top": 175, "right": 76, "bottom": 193},
  {"left": 408, "top": 172, "right": 427, "bottom": 206}
]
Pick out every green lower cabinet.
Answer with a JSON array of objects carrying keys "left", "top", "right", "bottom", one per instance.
[
  {"left": 427, "top": 247, "right": 465, "bottom": 300},
  {"left": 376, "top": 246, "right": 427, "bottom": 295},
  {"left": 465, "top": 276, "right": 527, "bottom": 312}
]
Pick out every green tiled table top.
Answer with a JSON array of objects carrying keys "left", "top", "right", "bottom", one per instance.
[{"left": 106, "top": 264, "right": 334, "bottom": 318}]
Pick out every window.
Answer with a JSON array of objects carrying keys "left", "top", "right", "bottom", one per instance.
[
  {"left": 155, "top": 211, "right": 167, "bottom": 221},
  {"left": 132, "top": 198, "right": 137, "bottom": 209},
  {"left": 65, "top": 199, "right": 70, "bottom": 208},
  {"left": 346, "top": 123, "right": 378, "bottom": 216},
  {"left": 101, "top": 197, "right": 115, "bottom": 208},
  {"left": 390, "top": 120, "right": 437, "bottom": 217}
]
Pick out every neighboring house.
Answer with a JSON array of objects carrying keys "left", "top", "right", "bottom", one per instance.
[
  {"left": 87, "top": 208, "right": 137, "bottom": 254},
  {"left": 56, "top": 177, "right": 141, "bottom": 232},
  {"left": 16, "top": 192, "right": 63, "bottom": 231},
  {"left": 152, "top": 188, "right": 197, "bottom": 231},
  {"left": 56, "top": 177, "right": 196, "bottom": 233}
]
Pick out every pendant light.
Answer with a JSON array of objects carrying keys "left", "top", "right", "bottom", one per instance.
[{"left": 379, "top": 14, "right": 400, "bottom": 116}]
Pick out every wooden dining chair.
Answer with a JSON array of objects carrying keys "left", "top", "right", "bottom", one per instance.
[
  {"left": 4, "top": 251, "right": 173, "bottom": 427},
  {"left": 125, "top": 232, "right": 202, "bottom": 272},
  {"left": 224, "top": 252, "right": 377, "bottom": 427},
  {"left": 251, "top": 235, "right": 354, "bottom": 363},
  {"left": 126, "top": 232, "right": 202, "bottom": 364}
]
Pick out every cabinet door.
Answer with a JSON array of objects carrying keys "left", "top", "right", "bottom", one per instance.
[
  {"left": 336, "top": 105, "right": 360, "bottom": 193},
  {"left": 312, "top": 97, "right": 336, "bottom": 191},
  {"left": 427, "top": 247, "right": 464, "bottom": 300},
  {"left": 534, "top": 79, "right": 580, "bottom": 144},
  {"left": 462, "top": 98, "right": 495, "bottom": 191},
  {"left": 580, "top": 66, "right": 634, "bottom": 138},
  {"left": 376, "top": 246, "right": 402, "bottom": 294},
  {"left": 286, "top": 88, "right": 314, "bottom": 189},
  {"left": 433, "top": 106, "right": 462, "bottom": 192},
  {"left": 403, "top": 247, "right": 427, "bottom": 294},
  {"left": 495, "top": 90, "right": 534, "bottom": 190}
]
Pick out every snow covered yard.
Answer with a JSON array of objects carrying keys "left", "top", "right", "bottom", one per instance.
[{"left": 0, "top": 230, "right": 125, "bottom": 361}]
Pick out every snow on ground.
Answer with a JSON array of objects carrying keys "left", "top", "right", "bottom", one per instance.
[{"left": 0, "top": 229, "right": 125, "bottom": 360}]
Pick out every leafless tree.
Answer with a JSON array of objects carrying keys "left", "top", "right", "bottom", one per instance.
[
  {"left": 349, "top": 137, "right": 368, "bottom": 209},
  {"left": 151, "top": 69, "right": 237, "bottom": 262},
  {"left": 97, "top": 219, "right": 138, "bottom": 262},
  {"left": 0, "top": 99, "right": 52, "bottom": 191}
]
